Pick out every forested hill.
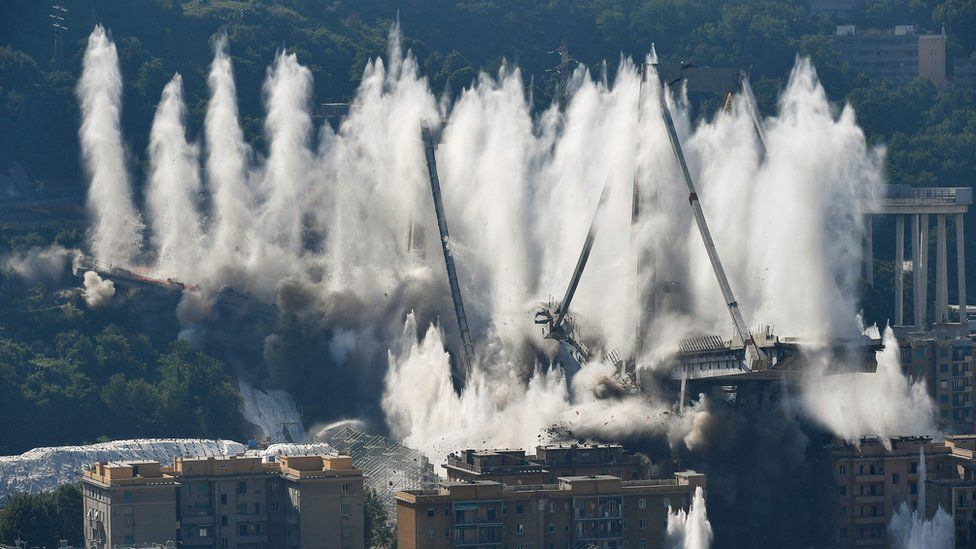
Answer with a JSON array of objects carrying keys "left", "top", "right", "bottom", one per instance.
[{"left": 1, "top": 0, "right": 974, "bottom": 190}]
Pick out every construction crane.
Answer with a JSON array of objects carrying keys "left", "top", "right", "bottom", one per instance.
[
  {"left": 421, "top": 125, "right": 476, "bottom": 382},
  {"left": 534, "top": 181, "right": 611, "bottom": 377},
  {"left": 653, "top": 63, "right": 767, "bottom": 372},
  {"left": 736, "top": 71, "right": 767, "bottom": 154}
]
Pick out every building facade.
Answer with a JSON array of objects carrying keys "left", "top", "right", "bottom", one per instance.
[
  {"left": 833, "top": 25, "right": 947, "bottom": 86},
  {"left": 444, "top": 444, "right": 645, "bottom": 485},
  {"left": 895, "top": 324, "right": 975, "bottom": 434},
  {"left": 830, "top": 435, "right": 976, "bottom": 548},
  {"left": 831, "top": 436, "right": 953, "bottom": 548},
  {"left": 396, "top": 471, "right": 705, "bottom": 549},
  {"left": 82, "top": 454, "right": 364, "bottom": 549}
]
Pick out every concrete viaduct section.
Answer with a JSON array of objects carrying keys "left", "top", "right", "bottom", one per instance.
[{"left": 864, "top": 186, "right": 972, "bottom": 326}]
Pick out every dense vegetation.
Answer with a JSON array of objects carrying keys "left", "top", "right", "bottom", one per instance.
[
  {"left": 0, "top": 228, "right": 244, "bottom": 456},
  {"left": 0, "top": 483, "right": 82, "bottom": 547},
  {"left": 0, "top": 0, "right": 973, "bottom": 187}
]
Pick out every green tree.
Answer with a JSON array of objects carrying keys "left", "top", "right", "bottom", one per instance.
[
  {"left": 364, "top": 486, "right": 396, "bottom": 549},
  {"left": 0, "top": 484, "right": 82, "bottom": 548}
]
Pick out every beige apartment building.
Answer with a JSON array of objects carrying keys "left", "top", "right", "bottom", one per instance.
[
  {"left": 831, "top": 436, "right": 953, "bottom": 548},
  {"left": 895, "top": 324, "right": 975, "bottom": 433},
  {"left": 82, "top": 454, "right": 364, "bottom": 549},
  {"left": 396, "top": 471, "right": 705, "bottom": 549},
  {"left": 833, "top": 25, "right": 947, "bottom": 86},
  {"left": 444, "top": 444, "right": 646, "bottom": 485},
  {"left": 830, "top": 434, "right": 976, "bottom": 548}
]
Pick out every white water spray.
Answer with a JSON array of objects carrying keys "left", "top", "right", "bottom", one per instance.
[
  {"left": 667, "top": 486, "right": 713, "bottom": 549},
  {"left": 889, "top": 448, "right": 953, "bottom": 548},
  {"left": 146, "top": 73, "right": 205, "bottom": 279},
  {"left": 205, "top": 36, "right": 254, "bottom": 280},
  {"left": 76, "top": 24, "right": 934, "bottom": 463},
  {"left": 77, "top": 25, "right": 143, "bottom": 266}
]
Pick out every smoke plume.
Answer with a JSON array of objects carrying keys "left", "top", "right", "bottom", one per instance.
[
  {"left": 799, "top": 326, "right": 937, "bottom": 448},
  {"left": 77, "top": 25, "right": 143, "bottom": 266},
  {"left": 82, "top": 270, "right": 115, "bottom": 307},
  {"left": 73, "top": 28, "right": 937, "bottom": 545},
  {"left": 204, "top": 36, "right": 254, "bottom": 281},
  {"left": 146, "top": 73, "right": 205, "bottom": 279}
]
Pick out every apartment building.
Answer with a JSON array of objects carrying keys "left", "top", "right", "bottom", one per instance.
[
  {"left": 895, "top": 324, "right": 975, "bottom": 433},
  {"left": 444, "top": 444, "right": 646, "bottom": 484},
  {"left": 925, "top": 435, "right": 976, "bottom": 547},
  {"left": 831, "top": 436, "right": 954, "bottom": 548},
  {"left": 396, "top": 471, "right": 705, "bottom": 549},
  {"left": 833, "top": 25, "right": 947, "bottom": 86},
  {"left": 82, "top": 454, "right": 364, "bottom": 549}
]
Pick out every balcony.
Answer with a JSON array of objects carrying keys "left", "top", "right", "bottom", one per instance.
[
  {"left": 853, "top": 516, "right": 887, "bottom": 525},
  {"left": 853, "top": 495, "right": 885, "bottom": 504},
  {"left": 181, "top": 514, "right": 215, "bottom": 525},
  {"left": 854, "top": 474, "right": 885, "bottom": 483}
]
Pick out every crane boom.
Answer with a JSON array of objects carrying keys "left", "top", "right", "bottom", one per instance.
[
  {"left": 553, "top": 180, "right": 610, "bottom": 330},
  {"left": 737, "top": 72, "right": 767, "bottom": 155},
  {"left": 654, "top": 72, "right": 766, "bottom": 369},
  {"left": 421, "top": 125, "right": 476, "bottom": 378}
]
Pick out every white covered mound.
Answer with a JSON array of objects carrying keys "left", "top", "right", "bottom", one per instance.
[{"left": 0, "top": 438, "right": 334, "bottom": 500}]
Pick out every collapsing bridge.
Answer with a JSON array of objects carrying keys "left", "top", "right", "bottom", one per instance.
[{"left": 419, "top": 62, "right": 881, "bottom": 409}]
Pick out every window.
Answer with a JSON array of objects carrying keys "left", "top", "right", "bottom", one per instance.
[
  {"left": 841, "top": 506, "right": 847, "bottom": 516},
  {"left": 893, "top": 473, "right": 900, "bottom": 484},
  {"left": 549, "top": 503, "right": 554, "bottom": 513},
  {"left": 237, "top": 503, "right": 247, "bottom": 514},
  {"left": 254, "top": 502, "right": 260, "bottom": 514},
  {"left": 548, "top": 523, "right": 556, "bottom": 533},
  {"left": 839, "top": 464, "right": 847, "bottom": 475},
  {"left": 221, "top": 516, "right": 228, "bottom": 526},
  {"left": 342, "top": 504, "right": 351, "bottom": 517},
  {"left": 238, "top": 525, "right": 248, "bottom": 536},
  {"left": 640, "top": 540, "right": 647, "bottom": 549},
  {"left": 638, "top": 498, "right": 646, "bottom": 509},
  {"left": 237, "top": 481, "right": 247, "bottom": 495},
  {"left": 428, "top": 528, "right": 435, "bottom": 538},
  {"left": 427, "top": 508, "right": 435, "bottom": 518},
  {"left": 640, "top": 519, "right": 646, "bottom": 530},
  {"left": 517, "top": 524, "right": 524, "bottom": 535},
  {"left": 220, "top": 494, "right": 227, "bottom": 505},
  {"left": 125, "top": 535, "right": 134, "bottom": 545},
  {"left": 198, "top": 527, "right": 209, "bottom": 538},
  {"left": 123, "top": 514, "right": 133, "bottom": 526},
  {"left": 123, "top": 491, "right": 133, "bottom": 504},
  {"left": 341, "top": 483, "right": 350, "bottom": 494},
  {"left": 445, "top": 528, "right": 449, "bottom": 537},
  {"left": 487, "top": 508, "right": 496, "bottom": 521},
  {"left": 342, "top": 526, "right": 351, "bottom": 538},
  {"left": 516, "top": 504, "right": 524, "bottom": 514},
  {"left": 840, "top": 486, "right": 847, "bottom": 496}
]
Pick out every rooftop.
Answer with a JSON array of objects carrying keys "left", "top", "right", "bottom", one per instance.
[{"left": 82, "top": 454, "right": 357, "bottom": 487}]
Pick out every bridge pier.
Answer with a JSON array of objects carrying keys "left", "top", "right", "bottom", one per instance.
[
  {"left": 958, "top": 213, "right": 967, "bottom": 322},
  {"left": 872, "top": 188, "right": 971, "bottom": 328},
  {"left": 895, "top": 215, "right": 904, "bottom": 326},
  {"left": 936, "top": 214, "right": 949, "bottom": 323}
]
